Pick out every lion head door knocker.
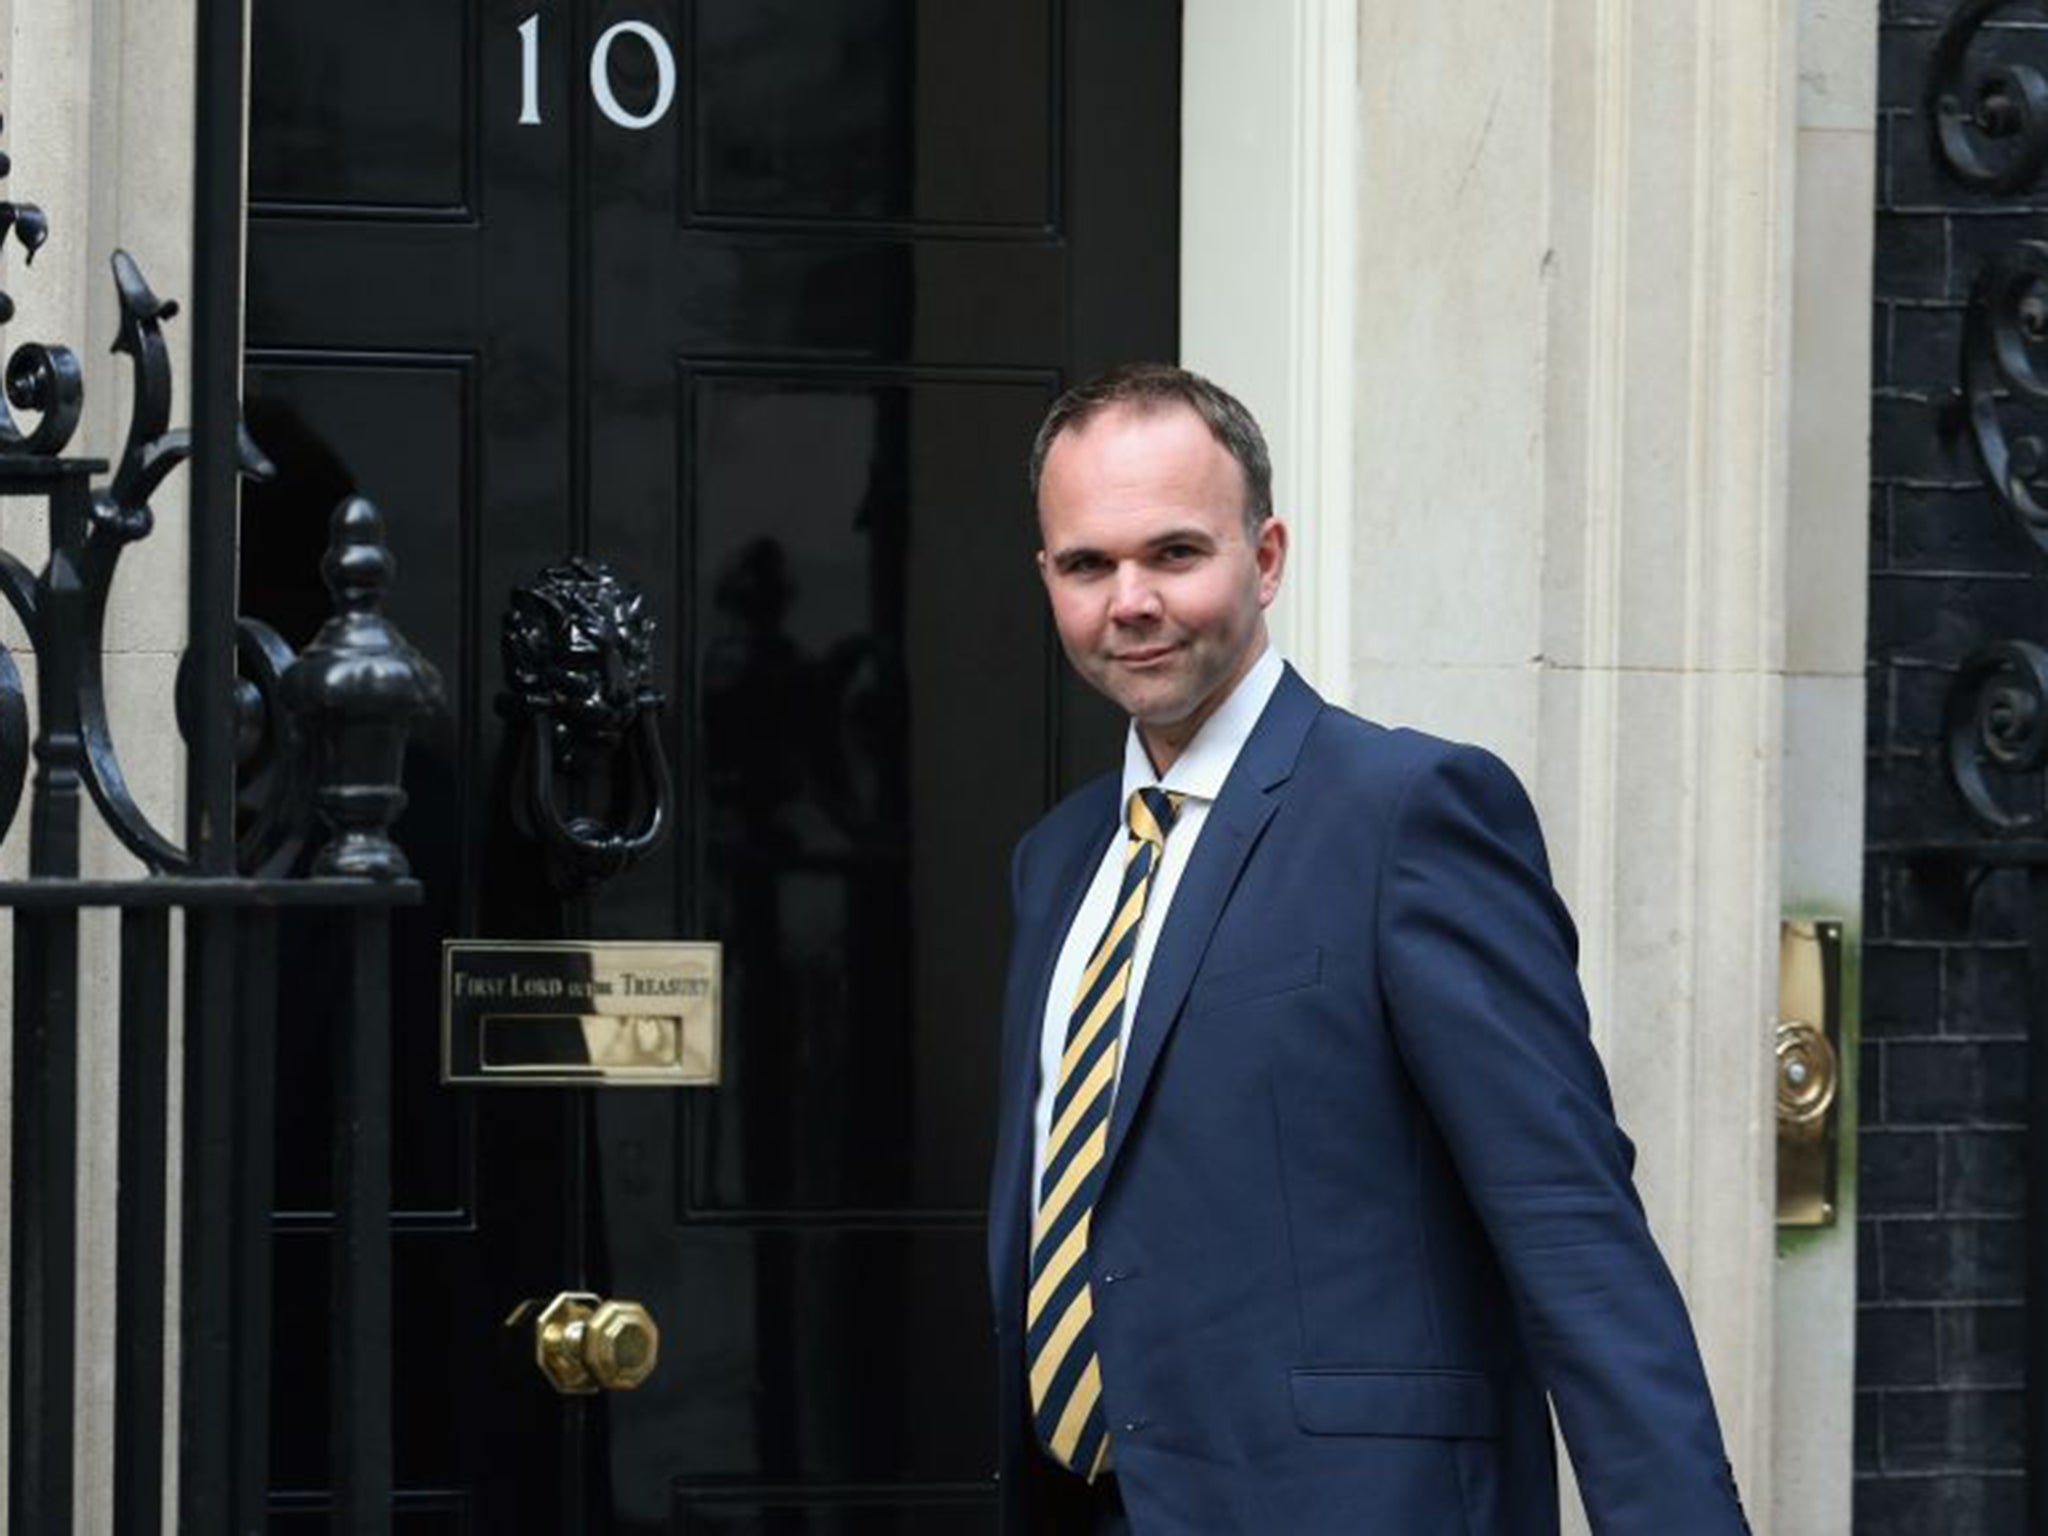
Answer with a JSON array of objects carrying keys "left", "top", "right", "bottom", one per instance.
[{"left": 499, "top": 558, "right": 672, "bottom": 897}]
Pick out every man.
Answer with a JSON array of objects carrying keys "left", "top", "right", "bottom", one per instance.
[{"left": 987, "top": 364, "right": 1747, "bottom": 1534}]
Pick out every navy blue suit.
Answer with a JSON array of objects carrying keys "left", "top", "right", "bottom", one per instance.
[{"left": 988, "top": 668, "right": 1746, "bottom": 1533}]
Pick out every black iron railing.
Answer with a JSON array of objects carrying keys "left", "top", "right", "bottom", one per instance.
[{"left": 1, "top": 3, "right": 440, "bottom": 1531}]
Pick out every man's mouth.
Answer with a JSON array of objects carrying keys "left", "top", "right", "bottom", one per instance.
[{"left": 1111, "top": 644, "right": 1179, "bottom": 668}]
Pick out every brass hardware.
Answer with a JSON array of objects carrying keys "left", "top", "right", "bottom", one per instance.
[
  {"left": 443, "top": 940, "right": 721, "bottom": 1088},
  {"left": 519, "top": 1291, "right": 661, "bottom": 1394},
  {"left": 1776, "top": 1020, "right": 1838, "bottom": 1133},
  {"left": 1777, "top": 920, "right": 1845, "bottom": 1227}
]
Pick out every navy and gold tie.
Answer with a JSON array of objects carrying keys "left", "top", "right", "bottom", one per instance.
[{"left": 1027, "top": 785, "right": 1184, "bottom": 1477}]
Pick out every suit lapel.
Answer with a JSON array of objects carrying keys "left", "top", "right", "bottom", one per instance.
[
  {"left": 1004, "top": 811, "right": 1114, "bottom": 1134},
  {"left": 1102, "top": 668, "right": 1322, "bottom": 1178},
  {"left": 989, "top": 782, "right": 1117, "bottom": 1313}
]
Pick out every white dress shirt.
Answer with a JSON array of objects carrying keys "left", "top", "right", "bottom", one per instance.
[{"left": 1029, "top": 645, "right": 1286, "bottom": 1197}]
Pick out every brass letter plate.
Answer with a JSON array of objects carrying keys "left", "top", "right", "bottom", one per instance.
[{"left": 442, "top": 941, "right": 721, "bottom": 1087}]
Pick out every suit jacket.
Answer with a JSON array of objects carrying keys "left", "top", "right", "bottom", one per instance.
[{"left": 987, "top": 667, "right": 1746, "bottom": 1534}]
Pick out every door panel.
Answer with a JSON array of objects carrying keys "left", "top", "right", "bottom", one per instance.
[
  {"left": 689, "top": 0, "right": 1054, "bottom": 228},
  {"left": 247, "top": 1, "right": 1175, "bottom": 1528}
]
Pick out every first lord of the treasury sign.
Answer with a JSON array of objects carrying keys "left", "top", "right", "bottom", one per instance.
[{"left": 442, "top": 940, "right": 722, "bottom": 1088}]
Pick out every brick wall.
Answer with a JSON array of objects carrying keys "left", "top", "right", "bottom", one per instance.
[{"left": 1860, "top": 5, "right": 2048, "bottom": 1530}]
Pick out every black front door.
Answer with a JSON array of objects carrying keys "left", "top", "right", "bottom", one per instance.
[{"left": 242, "top": 3, "right": 1178, "bottom": 1530}]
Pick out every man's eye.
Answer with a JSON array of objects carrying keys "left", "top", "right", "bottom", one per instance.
[
  {"left": 1062, "top": 556, "right": 1108, "bottom": 576},
  {"left": 1158, "top": 544, "right": 1201, "bottom": 563}
]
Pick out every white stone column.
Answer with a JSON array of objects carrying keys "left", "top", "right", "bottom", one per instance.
[
  {"left": 1346, "top": 0, "right": 1805, "bottom": 1526},
  {"left": 1188, "top": 0, "right": 1880, "bottom": 1523},
  {"left": 1189, "top": 0, "right": 1812, "bottom": 1510}
]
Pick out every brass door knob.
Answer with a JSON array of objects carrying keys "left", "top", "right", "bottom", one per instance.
[{"left": 519, "top": 1291, "right": 661, "bottom": 1394}]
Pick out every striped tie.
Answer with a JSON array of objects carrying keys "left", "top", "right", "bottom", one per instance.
[{"left": 1027, "top": 785, "right": 1184, "bottom": 1478}]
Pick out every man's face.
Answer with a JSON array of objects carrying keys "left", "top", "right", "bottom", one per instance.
[{"left": 1036, "top": 402, "right": 1286, "bottom": 761}]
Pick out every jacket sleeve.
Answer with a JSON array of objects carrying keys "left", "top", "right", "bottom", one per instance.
[{"left": 1375, "top": 743, "right": 1748, "bottom": 1535}]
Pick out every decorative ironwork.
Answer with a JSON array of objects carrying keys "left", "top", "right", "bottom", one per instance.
[
  {"left": 1929, "top": 0, "right": 2048, "bottom": 193},
  {"left": 1942, "top": 29, "right": 2048, "bottom": 816},
  {"left": 1961, "top": 241, "right": 2048, "bottom": 554},
  {"left": 0, "top": 114, "right": 378, "bottom": 877},
  {"left": 0, "top": 108, "right": 82, "bottom": 458},
  {"left": 1945, "top": 639, "right": 2048, "bottom": 831},
  {"left": 499, "top": 557, "right": 671, "bottom": 896},
  {"left": 283, "top": 496, "right": 444, "bottom": 878}
]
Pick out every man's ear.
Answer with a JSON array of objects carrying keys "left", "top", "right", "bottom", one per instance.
[
  {"left": 1035, "top": 548, "right": 1050, "bottom": 583},
  {"left": 1255, "top": 516, "right": 1288, "bottom": 607}
]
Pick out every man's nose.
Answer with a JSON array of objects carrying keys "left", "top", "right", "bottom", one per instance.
[{"left": 1108, "top": 564, "right": 1162, "bottom": 623}]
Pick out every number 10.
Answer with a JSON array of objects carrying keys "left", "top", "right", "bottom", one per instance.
[{"left": 518, "top": 12, "right": 678, "bottom": 131}]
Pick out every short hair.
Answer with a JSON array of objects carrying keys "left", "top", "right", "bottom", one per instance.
[{"left": 1028, "top": 363, "right": 1273, "bottom": 532}]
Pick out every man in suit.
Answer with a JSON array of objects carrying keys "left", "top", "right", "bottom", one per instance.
[{"left": 987, "top": 364, "right": 1748, "bottom": 1534}]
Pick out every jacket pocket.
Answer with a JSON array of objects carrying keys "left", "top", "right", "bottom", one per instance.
[
  {"left": 1288, "top": 1367, "right": 1502, "bottom": 1440},
  {"left": 1186, "top": 947, "right": 1322, "bottom": 1015}
]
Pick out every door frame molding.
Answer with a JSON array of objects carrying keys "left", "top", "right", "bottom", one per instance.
[{"left": 1179, "top": 0, "right": 1357, "bottom": 709}]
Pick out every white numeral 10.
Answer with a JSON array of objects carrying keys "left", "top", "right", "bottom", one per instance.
[{"left": 518, "top": 13, "right": 678, "bottom": 131}]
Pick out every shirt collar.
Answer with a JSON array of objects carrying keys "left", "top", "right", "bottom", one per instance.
[{"left": 1120, "top": 645, "right": 1286, "bottom": 807}]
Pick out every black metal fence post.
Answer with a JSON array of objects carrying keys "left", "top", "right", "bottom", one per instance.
[
  {"left": 184, "top": 2, "right": 249, "bottom": 1520},
  {"left": 112, "top": 906, "right": 170, "bottom": 1536},
  {"left": 188, "top": 0, "right": 243, "bottom": 877},
  {"left": 8, "top": 463, "right": 92, "bottom": 1536},
  {"left": 333, "top": 908, "right": 394, "bottom": 1536}
]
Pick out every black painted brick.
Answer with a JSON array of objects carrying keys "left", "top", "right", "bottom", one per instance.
[
  {"left": 1863, "top": 1128, "right": 1941, "bottom": 1212},
  {"left": 1939, "top": 1303, "right": 2025, "bottom": 1386},
  {"left": 1880, "top": 1387, "right": 2025, "bottom": 1471},
  {"left": 1853, "top": 1472, "right": 2023, "bottom": 1536},
  {"left": 1869, "top": 392, "right": 1972, "bottom": 481},
  {"left": 1941, "top": 1130, "right": 2026, "bottom": 1213},
  {"left": 1889, "top": 484, "right": 2030, "bottom": 572},
  {"left": 1869, "top": 661, "right": 1895, "bottom": 749},
  {"left": 1882, "top": 859, "right": 2029, "bottom": 944},
  {"left": 1867, "top": 574, "right": 2044, "bottom": 666},
  {"left": 1949, "top": 212, "right": 2048, "bottom": 302},
  {"left": 1882, "top": 1039, "right": 2026, "bottom": 1124},
  {"left": 1865, "top": 944, "right": 1941, "bottom": 1039},
  {"left": 1860, "top": 1305, "right": 1940, "bottom": 1387},
  {"left": 1874, "top": 478, "right": 1896, "bottom": 570},
  {"left": 1867, "top": 748, "right": 1976, "bottom": 845},
  {"left": 1878, "top": 1216, "right": 2023, "bottom": 1302},
  {"left": 1884, "top": 305, "right": 1964, "bottom": 395},
  {"left": 1875, "top": 211, "right": 1951, "bottom": 302},
  {"left": 1943, "top": 946, "right": 2030, "bottom": 1037},
  {"left": 1880, "top": 23, "right": 1941, "bottom": 113},
  {"left": 1856, "top": 1393, "right": 1883, "bottom": 1475}
]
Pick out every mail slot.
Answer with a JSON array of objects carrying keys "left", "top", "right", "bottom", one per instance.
[{"left": 442, "top": 940, "right": 722, "bottom": 1087}]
